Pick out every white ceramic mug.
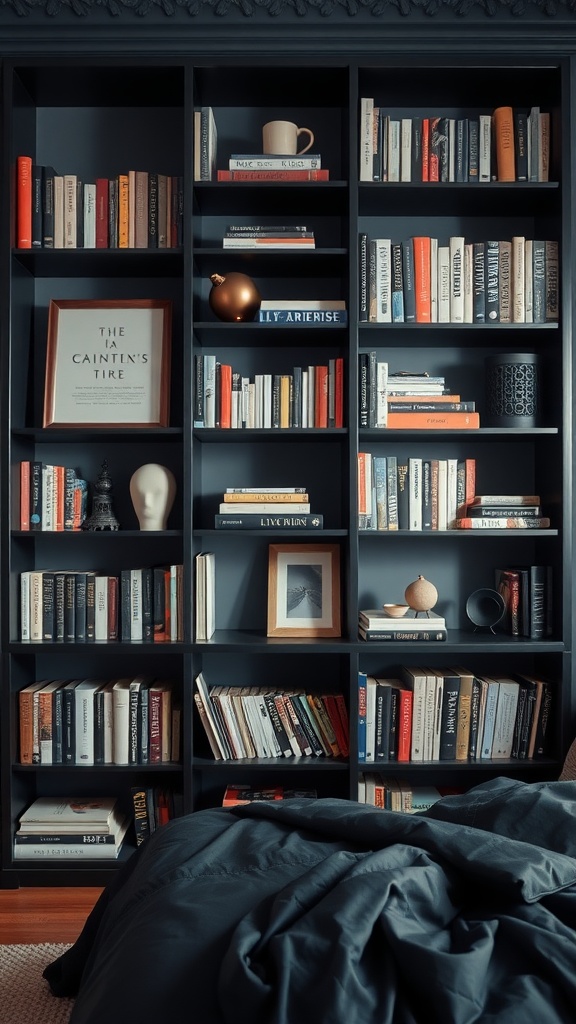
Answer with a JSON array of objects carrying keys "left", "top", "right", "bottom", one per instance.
[{"left": 262, "top": 120, "right": 315, "bottom": 155}]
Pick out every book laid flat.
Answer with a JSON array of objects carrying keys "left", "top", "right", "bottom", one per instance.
[
  {"left": 215, "top": 514, "right": 323, "bottom": 529},
  {"left": 217, "top": 169, "right": 330, "bottom": 181},
  {"left": 455, "top": 517, "right": 551, "bottom": 529},
  {"left": 359, "top": 627, "right": 447, "bottom": 641}
]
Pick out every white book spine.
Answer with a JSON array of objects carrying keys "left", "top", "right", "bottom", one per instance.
[
  {"left": 479, "top": 114, "right": 492, "bottom": 182},
  {"left": 130, "top": 569, "right": 142, "bottom": 641},
  {"left": 430, "top": 237, "right": 438, "bottom": 323},
  {"left": 30, "top": 571, "right": 43, "bottom": 642},
  {"left": 400, "top": 118, "right": 412, "bottom": 182},
  {"left": 95, "top": 576, "right": 108, "bottom": 641},
  {"left": 359, "top": 97, "right": 375, "bottom": 181},
  {"left": 75, "top": 691, "right": 95, "bottom": 766},
  {"left": 408, "top": 457, "right": 422, "bottom": 531},
  {"left": 446, "top": 458, "right": 458, "bottom": 529},
  {"left": 512, "top": 236, "right": 526, "bottom": 322},
  {"left": 449, "top": 236, "right": 465, "bottom": 323},
  {"left": 203, "top": 355, "right": 216, "bottom": 428},
  {"left": 42, "top": 465, "right": 54, "bottom": 531},
  {"left": 375, "top": 239, "right": 392, "bottom": 323},
  {"left": 20, "top": 572, "right": 31, "bottom": 641},
  {"left": 112, "top": 686, "right": 130, "bottom": 765},
  {"left": 375, "top": 360, "right": 388, "bottom": 428},
  {"left": 498, "top": 240, "right": 512, "bottom": 323},
  {"left": 491, "top": 681, "right": 519, "bottom": 758},
  {"left": 387, "top": 120, "right": 400, "bottom": 182},
  {"left": 437, "top": 246, "right": 450, "bottom": 323},
  {"left": 437, "top": 460, "right": 448, "bottom": 531},
  {"left": 463, "top": 242, "right": 474, "bottom": 323},
  {"left": 53, "top": 175, "right": 65, "bottom": 248},
  {"left": 64, "top": 173, "right": 77, "bottom": 249},
  {"left": 84, "top": 183, "right": 96, "bottom": 248}
]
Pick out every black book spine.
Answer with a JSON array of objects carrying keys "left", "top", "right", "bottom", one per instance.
[
  {"left": 121, "top": 569, "right": 132, "bottom": 642},
  {"left": 52, "top": 687, "right": 64, "bottom": 764},
  {"left": 42, "top": 572, "right": 55, "bottom": 641},
  {"left": 139, "top": 685, "right": 150, "bottom": 764},
  {"left": 290, "top": 694, "right": 324, "bottom": 757},
  {"left": 63, "top": 687, "right": 75, "bottom": 764},
  {"left": 387, "top": 688, "right": 399, "bottom": 761},
  {"left": 141, "top": 567, "right": 154, "bottom": 642},
  {"left": 42, "top": 166, "right": 56, "bottom": 247},
  {"left": 31, "top": 164, "right": 43, "bottom": 247},
  {"left": 397, "top": 462, "right": 409, "bottom": 530},
  {"left": 402, "top": 239, "right": 416, "bottom": 322},
  {"left": 468, "top": 678, "right": 482, "bottom": 759},
  {"left": 54, "top": 573, "right": 66, "bottom": 642},
  {"left": 94, "top": 689, "right": 105, "bottom": 764},
  {"left": 148, "top": 172, "right": 158, "bottom": 248},
  {"left": 514, "top": 111, "right": 529, "bottom": 181},
  {"left": 421, "top": 460, "right": 432, "bottom": 531},
  {"left": 485, "top": 240, "right": 500, "bottom": 322},
  {"left": 472, "top": 242, "right": 486, "bottom": 323},
  {"left": 74, "top": 572, "right": 87, "bottom": 642},
  {"left": 468, "top": 118, "right": 479, "bottom": 181},
  {"left": 263, "top": 693, "right": 293, "bottom": 757},
  {"left": 530, "top": 565, "right": 547, "bottom": 639},
  {"left": 359, "top": 232, "right": 368, "bottom": 322},
  {"left": 438, "top": 116, "right": 450, "bottom": 182},
  {"left": 455, "top": 118, "right": 469, "bottom": 182},
  {"left": 76, "top": 177, "right": 84, "bottom": 248},
  {"left": 411, "top": 116, "right": 422, "bottom": 181},
  {"left": 64, "top": 574, "right": 76, "bottom": 642},
  {"left": 375, "top": 684, "right": 391, "bottom": 761},
  {"left": 358, "top": 353, "right": 369, "bottom": 427}
]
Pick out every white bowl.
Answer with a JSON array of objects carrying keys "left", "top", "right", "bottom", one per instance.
[{"left": 382, "top": 603, "right": 410, "bottom": 619}]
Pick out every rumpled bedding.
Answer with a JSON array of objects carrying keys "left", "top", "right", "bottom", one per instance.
[{"left": 44, "top": 777, "right": 576, "bottom": 1023}]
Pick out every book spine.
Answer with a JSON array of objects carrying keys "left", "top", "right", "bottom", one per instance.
[
  {"left": 215, "top": 513, "right": 323, "bottom": 528},
  {"left": 456, "top": 517, "right": 550, "bottom": 529},
  {"left": 217, "top": 169, "right": 329, "bottom": 181},
  {"left": 386, "top": 412, "right": 479, "bottom": 429},
  {"left": 17, "top": 155, "right": 33, "bottom": 248},
  {"left": 257, "top": 309, "right": 346, "bottom": 324},
  {"left": 360, "top": 629, "right": 447, "bottom": 641}
]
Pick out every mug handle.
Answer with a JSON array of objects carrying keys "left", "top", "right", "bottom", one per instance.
[{"left": 296, "top": 127, "right": 315, "bottom": 155}]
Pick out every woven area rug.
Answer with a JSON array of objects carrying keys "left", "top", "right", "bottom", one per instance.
[{"left": 0, "top": 943, "right": 74, "bottom": 1024}]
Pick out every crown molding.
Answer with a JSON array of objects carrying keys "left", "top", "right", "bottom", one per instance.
[{"left": 2, "top": 0, "right": 576, "bottom": 16}]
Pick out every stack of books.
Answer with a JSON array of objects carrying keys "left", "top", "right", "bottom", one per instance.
[
  {"left": 195, "top": 672, "right": 349, "bottom": 761},
  {"left": 258, "top": 299, "right": 347, "bottom": 325},
  {"left": 358, "top": 608, "right": 447, "bottom": 642},
  {"left": 14, "top": 796, "right": 130, "bottom": 860},
  {"left": 217, "top": 152, "right": 329, "bottom": 182},
  {"left": 456, "top": 494, "right": 551, "bottom": 530},
  {"left": 358, "top": 360, "right": 478, "bottom": 429},
  {"left": 222, "top": 224, "right": 315, "bottom": 249},
  {"left": 215, "top": 486, "right": 323, "bottom": 530}
]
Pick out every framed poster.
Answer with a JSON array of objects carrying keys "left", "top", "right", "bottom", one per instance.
[
  {"left": 267, "top": 543, "right": 341, "bottom": 638},
  {"left": 43, "top": 298, "right": 172, "bottom": 427}
]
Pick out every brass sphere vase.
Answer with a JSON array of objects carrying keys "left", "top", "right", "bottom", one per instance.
[{"left": 208, "top": 272, "right": 261, "bottom": 322}]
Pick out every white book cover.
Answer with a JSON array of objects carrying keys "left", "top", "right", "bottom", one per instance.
[
  {"left": 387, "top": 120, "right": 400, "bottom": 182},
  {"left": 130, "top": 568, "right": 142, "bottom": 641},
  {"left": 408, "top": 457, "right": 422, "bottom": 531},
  {"left": 446, "top": 458, "right": 458, "bottom": 529},
  {"left": 437, "top": 246, "right": 450, "bottom": 323},
  {"left": 53, "top": 175, "right": 64, "bottom": 248},
  {"left": 195, "top": 552, "right": 207, "bottom": 641},
  {"left": 480, "top": 679, "right": 501, "bottom": 758},
  {"left": 83, "top": 183, "right": 96, "bottom": 248},
  {"left": 375, "top": 238, "right": 392, "bottom": 323},
  {"left": 112, "top": 677, "right": 134, "bottom": 765},
  {"left": 19, "top": 794, "right": 118, "bottom": 826},
  {"left": 479, "top": 114, "right": 492, "bottom": 182},
  {"left": 512, "top": 236, "right": 526, "bottom": 322},
  {"left": 95, "top": 575, "right": 108, "bottom": 641},
  {"left": 400, "top": 118, "right": 412, "bottom": 182},
  {"left": 359, "top": 97, "right": 374, "bottom": 181},
  {"left": 63, "top": 173, "right": 77, "bottom": 249},
  {"left": 430, "top": 237, "right": 438, "bottom": 322},
  {"left": 42, "top": 465, "right": 54, "bottom": 531},
  {"left": 30, "top": 570, "right": 43, "bottom": 642},
  {"left": 491, "top": 679, "right": 520, "bottom": 758},
  {"left": 449, "top": 236, "right": 465, "bottom": 323},
  {"left": 437, "top": 460, "right": 448, "bottom": 531},
  {"left": 74, "top": 679, "right": 104, "bottom": 766},
  {"left": 204, "top": 551, "right": 216, "bottom": 640},
  {"left": 20, "top": 571, "right": 31, "bottom": 641},
  {"left": 375, "top": 360, "right": 388, "bottom": 428},
  {"left": 464, "top": 242, "right": 474, "bottom": 323}
]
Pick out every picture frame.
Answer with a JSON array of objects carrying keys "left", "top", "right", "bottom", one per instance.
[
  {"left": 43, "top": 298, "right": 172, "bottom": 428},
  {"left": 267, "top": 543, "right": 341, "bottom": 638}
]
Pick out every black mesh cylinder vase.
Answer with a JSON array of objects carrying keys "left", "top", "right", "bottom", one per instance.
[{"left": 485, "top": 353, "right": 540, "bottom": 427}]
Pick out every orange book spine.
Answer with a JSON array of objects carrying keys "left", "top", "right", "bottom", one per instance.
[
  {"left": 357, "top": 452, "right": 368, "bottom": 517},
  {"left": 280, "top": 375, "right": 291, "bottom": 428},
  {"left": 19, "top": 691, "right": 35, "bottom": 764},
  {"left": 493, "top": 106, "right": 516, "bottom": 182},
  {"left": 428, "top": 117, "right": 440, "bottom": 182},
  {"left": 463, "top": 458, "right": 476, "bottom": 515},
  {"left": 17, "top": 155, "right": 33, "bottom": 248},
  {"left": 412, "top": 236, "right": 431, "bottom": 323},
  {"left": 54, "top": 465, "right": 65, "bottom": 531},
  {"left": 387, "top": 411, "right": 480, "bottom": 428},
  {"left": 314, "top": 365, "right": 329, "bottom": 428},
  {"left": 20, "top": 461, "right": 30, "bottom": 530},
  {"left": 219, "top": 363, "right": 232, "bottom": 429}
]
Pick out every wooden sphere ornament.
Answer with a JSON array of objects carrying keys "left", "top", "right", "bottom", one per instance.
[
  {"left": 404, "top": 574, "right": 438, "bottom": 614},
  {"left": 209, "top": 272, "right": 261, "bottom": 322}
]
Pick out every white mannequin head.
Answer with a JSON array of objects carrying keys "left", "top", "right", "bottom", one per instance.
[{"left": 130, "top": 463, "right": 176, "bottom": 531}]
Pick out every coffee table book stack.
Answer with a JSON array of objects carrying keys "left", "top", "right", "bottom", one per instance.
[
  {"left": 359, "top": 609, "right": 447, "bottom": 642},
  {"left": 14, "top": 797, "right": 130, "bottom": 861},
  {"left": 215, "top": 487, "right": 323, "bottom": 530}
]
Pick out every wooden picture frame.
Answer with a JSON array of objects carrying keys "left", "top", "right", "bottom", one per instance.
[
  {"left": 267, "top": 543, "right": 341, "bottom": 638},
  {"left": 43, "top": 298, "right": 172, "bottom": 428}
]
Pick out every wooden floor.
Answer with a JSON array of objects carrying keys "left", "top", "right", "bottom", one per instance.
[{"left": 0, "top": 887, "right": 103, "bottom": 944}]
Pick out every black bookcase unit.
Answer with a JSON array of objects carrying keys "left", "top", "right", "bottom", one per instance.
[{"left": 0, "top": 32, "right": 574, "bottom": 885}]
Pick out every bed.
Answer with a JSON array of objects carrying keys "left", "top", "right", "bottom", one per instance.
[{"left": 44, "top": 776, "right": 576, "bottom": 1024}]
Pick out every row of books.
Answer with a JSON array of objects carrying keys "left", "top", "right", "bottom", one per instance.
[
  {"left": 495, "top": 562, "right": 553, "bottom": 639},
  {"left": 131, "top": 785, "right": 177, "bottom": 846},
  {"left": 222, "top": 785, "right": 317, "bottom": 806},
  {"left": 19, "top": 461, "right": 88, "bottom": 531},
  {"left": 195, "top": 673, "right": 350, "bottom": 760},
  {"left": 358, "top": 363, "right": 478, "bottom": 430},
  {"left": 193, "top": 353, "right": 344, "bottom": 430},
  {"left": 19, "top": 564, "right": 184, "bottom": 643},
  {"left": 359, "top": 101, "right": 550, "bottom": 183},
  {"left": 14, "top": 796, "right": 130, "bottom": 861},
  {"left": 359, "top": 234, "right": 559, "bottom": 324},
  {"left": 19, "top": 676, "right": 179, "bottom": 767},
  {"left": 16, "top": 157, "right": 183, "bottom": 250},
  {"left": 358, "top": 777, "right": 458, "bottom": 812},
  {"left": 358, "top": 667, "right": 553, "bottom": 764},
  {"left": 222, "top": 224, "right": 316, "bottom": 249},
  {"left": 357, "top": 453, "right": 477, "bottom": 531}
]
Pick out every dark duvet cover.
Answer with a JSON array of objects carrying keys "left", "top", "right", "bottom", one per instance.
[{"left": 45, "top": 777, "right": 576, "bottom": 1024}]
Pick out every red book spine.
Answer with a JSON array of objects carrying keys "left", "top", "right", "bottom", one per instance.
[
  {"left": 314, "top": 365, "right": 329, "bottom": 428},
  {"left": 95, "top": 178, "right": 109, "bottom": 248},
  {"left": 17, "top": 156, "right": 33, "bottom": 248},
  {"left": 334, "top": 356, "right": 344, "bottom": 428},
  {"left": 428, "top": 117, "right": 441, "bottom": 181},
  {"left": 54, "top": 465, "right": 65, "bottom": 531},
  {"left": 149, "top": 690, "right": 162, "bottom": 762},
  {"left": 412, "top": 235, "right": 431, "bottom": 323},
  {"left": 421, "top": 120, "right": 430, "bottom": 181},
  {"left": 397, "top": 689, "right": 413, "bottom": 762},
  {"left": 217, "top": 169, "right": 330, "bottom": 182},
  {"left": 107, "top": 576, "right": 118, "bottom": 640}
]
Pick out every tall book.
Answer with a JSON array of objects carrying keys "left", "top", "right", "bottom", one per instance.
[{"left": 493, "top": 105, "right": 515, "bottom": 181}]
